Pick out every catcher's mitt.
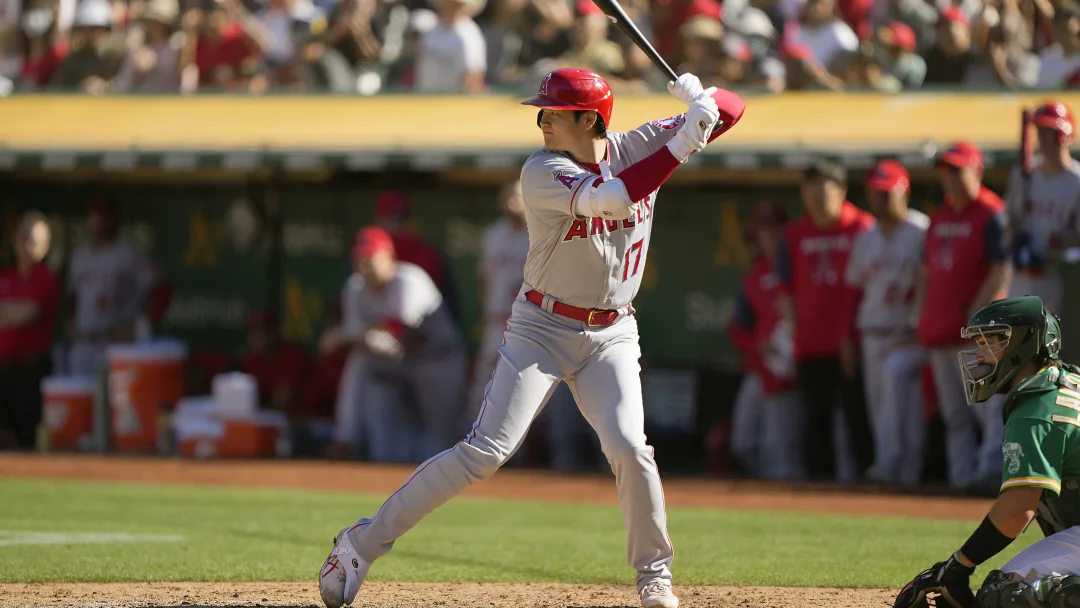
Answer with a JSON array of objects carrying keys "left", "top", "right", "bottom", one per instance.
[{"left": 893, "top": 557, "right": 976, "bottom": 608}]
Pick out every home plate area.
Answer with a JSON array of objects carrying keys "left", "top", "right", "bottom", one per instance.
[{"left": 0, "top": 582, "right": 897, "bottom": 608}]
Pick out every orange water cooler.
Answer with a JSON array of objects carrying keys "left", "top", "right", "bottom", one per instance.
[
  {"left": 40, "top": 376, "right": 96, "bottom": 451},
  {"left": 106, "top": 340, "right": 187, "bottom": 453}
]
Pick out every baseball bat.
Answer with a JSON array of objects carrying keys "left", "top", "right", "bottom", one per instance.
[{"left": 591, "top": 0, "right": 678, "bottom": 83}]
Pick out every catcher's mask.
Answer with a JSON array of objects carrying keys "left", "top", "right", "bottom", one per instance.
[{"left": 957, "top": 296, "right": 1060, "bottom": 405}]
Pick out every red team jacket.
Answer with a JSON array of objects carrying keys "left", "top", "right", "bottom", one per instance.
[
  {"left": 917, "top": 187, "right": 1008, "bottom": 347},
  {"left": 0, "top": 263, "right": 60, "bottom": 361},
  {"left": 731, "top": 255, "right": 795, "bottom": 395},
  {"left": 775, "top": 201, "right": 875, "bottom": 362}
]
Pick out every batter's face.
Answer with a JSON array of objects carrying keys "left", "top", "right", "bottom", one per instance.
[{"left": 538, "top": 109, "right": 595, "bottom": 151}]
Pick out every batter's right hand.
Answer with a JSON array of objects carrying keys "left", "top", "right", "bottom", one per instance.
[
  {"left": 667, "top": 73, "right": 705, "bottom": 106},
  {"left": 666, "top": 88, "right": 719, "bottom": 161}
]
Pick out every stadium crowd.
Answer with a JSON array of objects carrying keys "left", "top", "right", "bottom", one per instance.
[{"left": 4, "top": 0, "right": 1080, "bottom": 94}]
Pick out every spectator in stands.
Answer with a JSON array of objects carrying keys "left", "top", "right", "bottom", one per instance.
[
  {"left": 324, "top": 0, "right": 381, "bottom": 69},
  {"left": 414, "top": 0, "right": 485, "bottom": 92},
  {"left": 864, "top": 21, "right": 926, "bottom": 91},
  {"left": 1036, "top": 4, "right": 1080, "bottom": 88},
  {"left": 256, "top": 0, "right": 299, "bottom": 72},
  {"left": 385, "top": 9, "right": 435, "bottom": 88},
  {"left": 871, "top": 0, "right": 938, "bottom": 54},
  {"left": 782, "top": 39, "right": 845, "bottom": 90},
  {"left": 284, "top": 3, "right": 354, "bottom": 92},
  {"left": 522, "top": 0, "right": 574, "bottom": 67},
  {"left": 182, "top": 0, "right": 267, "bottom": 92},
  {"left": 115, "top": 0, "right": 185, "bottom": 93},
  {"left": 963, "top": 19, "right": 1039, "bottom": 89},
  {"left": 651, "top": 0, "right": 721, "bottom": 66},
  {"left": 0, "top": 212, "right": 59, "bottom": 451},
  {"left": 674, "top": 15, "right": 724, "bottom": 84},
  {"left": 775, "top": 158, "right": 876, "bottom": 482},
  {"left": 49, "top": 0, "right": 123, "bottom": 93},
  {"left": 482, "top": 0, "right": 527, "bottom": 86},
  {"left": 714, "top": 34, "right": 755, "bottom": 86},
  {"left": 241, "top": 309, "right": 311, "bottom": 414},
  {"left": 923, "top": 6, "right": 975, "bottom": 83},
  {"left": 838, "top": 0, "right": 872, "bottom": 41},
  {"left": 12, "top": 0, "right": 65, "bottom": 90},
  {"left": 788, "top": 0, "right": 860, "bottom": 82},
  {"left": 547, "top": 0, "right": 624, "bottom": 79}
]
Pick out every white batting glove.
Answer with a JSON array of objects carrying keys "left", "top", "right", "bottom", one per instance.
[
  {"left": 666, "top": 73, "right": 705, "bottom": 106},
  {"left": 665, "top": 87, "right": 720, "bottom": 162}
]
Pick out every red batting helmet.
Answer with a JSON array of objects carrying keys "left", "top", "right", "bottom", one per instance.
[
  {"left": 522, "top": 68, "right": 614, "bottom": 128},
  {"left": 1032, "top": 100, "right": 1076, "bottom": 146}
]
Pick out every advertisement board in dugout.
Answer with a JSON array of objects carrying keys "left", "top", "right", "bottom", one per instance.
[{"left": 2, "top": 91, "right": 1080, "bottom": 468}]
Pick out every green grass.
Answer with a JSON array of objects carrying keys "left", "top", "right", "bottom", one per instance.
[{"left": 0, "top": 477, "right": 1039, "bottom": 588}]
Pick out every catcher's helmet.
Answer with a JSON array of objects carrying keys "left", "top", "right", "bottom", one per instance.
[
  {"left": 522, "top": 68, "right": 614, "bottom": 129},
  {"left": 1033, "top": 100, "right": 1076, "bottom": 146},
  {"left": 957, "top": 296, "right": 1062, "bottom": 405}
]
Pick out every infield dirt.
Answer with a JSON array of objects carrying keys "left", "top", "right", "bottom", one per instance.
[{"left": 1, "top": 454, "right": 985, "bottom": 607}]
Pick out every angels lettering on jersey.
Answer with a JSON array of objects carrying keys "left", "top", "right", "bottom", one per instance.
[{"left": 930, "top": 221, "right": 973, "bottom": 272}]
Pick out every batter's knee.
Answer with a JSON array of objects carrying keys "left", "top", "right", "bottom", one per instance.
[
  {"left": 600, "top": 439, "right": 653, "bottom": 472},
  {"left": 457, "top": 437, "right": 510, "bottom": 482},
  {"left": 976, "top": 570, "right": 1080, "bottom": 608}
]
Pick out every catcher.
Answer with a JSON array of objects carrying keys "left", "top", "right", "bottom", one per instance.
[{"left": 894, "top": 295, "right": 1080, "bottom": 608}]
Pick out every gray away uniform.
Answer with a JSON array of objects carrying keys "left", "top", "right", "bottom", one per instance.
[{"left": 342, "top": 116, "right": 685, "bottom": 591}]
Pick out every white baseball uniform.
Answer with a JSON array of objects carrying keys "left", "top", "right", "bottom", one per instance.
[
  {"left": 1004, "top": 159, "right": 1080, "bottom": 315},
  {"left": 333, "top": 262, "right": 466, "bottom": 462},
  {"left": 844, "top": 210, "right": 930, "bottom": 484},
  {"left": 469, "top": 215, "right": 593, "bottom": 470},
  {"left": 340, "top": 114, "right": 688, "bottom": 592},
  {"left": 66, "top": 240, "right": 157, "bottom": 375}
]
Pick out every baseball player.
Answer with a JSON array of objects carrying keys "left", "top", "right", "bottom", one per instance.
[
  {"left": 318, "top": 68, "right": 745, "bottom": 608},
  {"left": 729, "top": 202, "right": 803, "bottom": 480},
  {"left": 844, "top": 160, "right": 930, "bottom": 485},
  {"left": 775, "top": 158, "right": 876, "bottom": 482},
  {"left": 325, "top": 227, "right": 466, "bottom": 462},
  {"left": 893, "top": 296, "right": 1080, "bottom": 608},
  {"left": 917, "top": 141, "right": 1011, "bottom": 489},
  {"left": 66, "top": 198, "right": 163, "bottom": 376},
  {"left": 1004, "top": 100, "right": 1080, "bottom": 316}
]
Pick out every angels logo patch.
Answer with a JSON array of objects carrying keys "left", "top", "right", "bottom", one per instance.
[
  {"left": 650, "top": 115, "right": 683, "bottom": 130},
  {"left": 551, "top": 170, "right": 582, "bottom": 191}
]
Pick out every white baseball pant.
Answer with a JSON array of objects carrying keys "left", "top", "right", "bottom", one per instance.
[
  {"left": 729, "top": 373, "right": 764, "bottom": 476},
  {"left": 1003, "top": 525, "right": 1080, "bottom": 580},
  {"left": 927, "top": 347, "right": 1004, "bottom": 487}
]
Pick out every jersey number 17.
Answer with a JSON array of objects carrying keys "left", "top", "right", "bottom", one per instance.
[{"left": 623, "top": 239, "right": 644, "bottom": 281}]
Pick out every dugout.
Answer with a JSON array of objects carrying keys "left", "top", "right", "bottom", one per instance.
[{"left": 2, "top": 91, "right": 1078, "bottom": 474}]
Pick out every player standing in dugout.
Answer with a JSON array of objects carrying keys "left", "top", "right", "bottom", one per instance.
[
  {"left": 1004, "top": 100, "right": 1080, "bottom": 317},
  {"left": 894, "top": 296, "right": 1080, "bottom": 608}
]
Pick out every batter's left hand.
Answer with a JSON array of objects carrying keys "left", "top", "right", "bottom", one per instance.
[{"left": 667, "top": 73, "right": 705, "bottom": 106}]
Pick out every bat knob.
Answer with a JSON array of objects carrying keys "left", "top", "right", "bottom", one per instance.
[
  {"left": 607, "top": 15, "right": 616, "bottom": 23},
  {"left": 698, "top": 120, "right": 707, "bottom": 131}
]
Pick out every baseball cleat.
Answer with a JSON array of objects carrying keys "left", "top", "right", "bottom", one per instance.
[
  {"left": 318, "top": 528, "right": 371, "bottom": 608},
  {"left": 640, "top": 581, "right": 679, "bottom": 608}
]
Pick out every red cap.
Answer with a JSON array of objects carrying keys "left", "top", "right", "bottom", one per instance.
[
  {"left": 522, "top": 68, "right": 614, "bottom": 128},
  {"left": 886, "top": 21, "right": 916, "bottom": 51},
  {"left": 781, "top": 39, "right": 813, "bottom": 61},
  {"left": 938, "top": 141, "right": 983, "bottom": 171},
  {"left": 375, "top": 190, "right": 410, "bottom": 220},
  {"left": 940, "top": 6, "right": 969, "bottom": 25},
  {"left": 867, "top": 160, "right": 910, "bottom": 192},
  {"left": 1032, "top": 100, "right": 1075, "bottom": 139},
  {"left": 688, "top": 0, "right": 722, "bottom": 20},
  {"left": 352, "top": 226, "right": 395, "bottom": 259}
]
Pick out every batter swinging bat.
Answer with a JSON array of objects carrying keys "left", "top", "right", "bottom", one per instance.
[{"left": 591, "top": 0, "right": 678, "bottom": 82}]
